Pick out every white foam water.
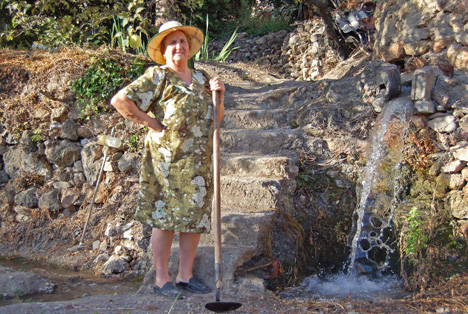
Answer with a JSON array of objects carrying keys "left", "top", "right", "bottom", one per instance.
[{"left": 300, "top": 273, "right": 407, "bottom": 301}]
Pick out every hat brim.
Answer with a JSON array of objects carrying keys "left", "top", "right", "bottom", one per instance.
[{"left": 147, "top": 25, "right": 204, "bottom": 65}]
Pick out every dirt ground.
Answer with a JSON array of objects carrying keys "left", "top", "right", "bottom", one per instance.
[{"left": 1, "top": 279, "right": 467, "bottom": 314}]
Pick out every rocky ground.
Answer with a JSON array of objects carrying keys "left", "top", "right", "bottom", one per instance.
[{"left": 0, "top": 266, "right": 467, "bottom": 314}]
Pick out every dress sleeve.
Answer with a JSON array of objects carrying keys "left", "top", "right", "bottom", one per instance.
[
  {"left": 119, "top": 66, "right": 166, "bottom": 112},
  {"left": 193, "top": 69, "right": 212, "bottom": 99}
]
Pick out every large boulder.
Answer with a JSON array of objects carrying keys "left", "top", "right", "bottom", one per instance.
[
  {"left": 45, "top": 139, "right": 82, "bottom": 167},
  {"left": 3, "top": 146, "right": 52, "bottom": 179}
]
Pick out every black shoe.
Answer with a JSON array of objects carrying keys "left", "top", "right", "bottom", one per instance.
[
  {"left": 153, "top": 282, "right": 184, "bottom": 299},
  {"left": 176, "top": 277, "right": 211, "bottom": 294}
]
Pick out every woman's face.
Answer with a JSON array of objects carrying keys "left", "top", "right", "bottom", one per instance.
[{"left": 163, "top": 30, "right": 190, "bottom": 65}]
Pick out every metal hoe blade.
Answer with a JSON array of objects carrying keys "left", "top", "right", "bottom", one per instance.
[{"left": 205, "top": 301, "right": 242, "bottom": 313}]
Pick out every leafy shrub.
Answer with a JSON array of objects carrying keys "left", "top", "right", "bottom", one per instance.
[
  {"left": 403, "top": 207, "right": 428, "bottom": 256},
  {"left": 1, "top": 0, "right": 115, "bottom": 48},
  {"left": 1, "top": 0, "right": 297, "bottom": 49},
  {"left": 0, "top": 0, "right": 156, "bottom": 49},
  {"left": 191, "top": 0, "right": 256, "bottom": 37},
  {"left": 70, "top": 54, "right": 148, "bottom": 116},
  {"left": 240, "top": 3, "right": 296, "bottom": 38},
  {"left": 399, "top": 203, "right": 467, "bottom": 291}
]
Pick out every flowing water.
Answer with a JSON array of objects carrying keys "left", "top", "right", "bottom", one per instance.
[
  {"left": 300, "top": 96, "right": 413, "bottom": 300},
  {"left": 348, "top": 96, "right": 413, "bottom": 274},
  {"left": 299, "top": 274, "right": 407, "bottom": 301},
  {"left": 0, "top": 258, "right": 141, "bottom": 306}
]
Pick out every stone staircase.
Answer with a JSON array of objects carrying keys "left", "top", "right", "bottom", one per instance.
[{"left": 169, "top": 79, "right": 307, "bottom": 291}]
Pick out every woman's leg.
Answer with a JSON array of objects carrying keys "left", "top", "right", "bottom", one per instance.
[
  {"left": 176, "top": 232, "right": 201, "bottom": 283},
  {"left": 152, "top": 228, "right": 175, "bottom": 287}
]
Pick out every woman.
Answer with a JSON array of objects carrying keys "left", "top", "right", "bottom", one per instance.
[{"left": 111, "top": 21, "right": 225, "bottom": 298}]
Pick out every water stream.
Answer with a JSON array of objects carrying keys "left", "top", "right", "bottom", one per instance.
[
  {"left": 0, "top": 258, "right": 141, "bottom": 306},
  {"left": 300, "top": 96, "right": 413, "bottom": 300},
  {"left": 348, "top": 96, "right": 413, "bottom": 274}
]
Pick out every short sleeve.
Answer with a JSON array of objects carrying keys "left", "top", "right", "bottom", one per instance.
[
  {"left": 192, "top": 68, "right": 210, "bottom": 85},
  {"left": 192, "top": 69, "right": 212, "bottom": 100},
  {"left": 120, "top": 66, "right": 166, "bottom": 112}
]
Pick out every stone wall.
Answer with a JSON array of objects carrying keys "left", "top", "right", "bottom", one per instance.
[
  {"left": 408, "top": 66, "right": 468, "bottom": 229},
  {"left": 211, "top": 18, "right": 342, "bottom": 81},
  {"left": 373, "top": 0, "right": 468, "bottom": 71},
  {"left": 214, "top": 0, "right": 467, "bottom": 81}
]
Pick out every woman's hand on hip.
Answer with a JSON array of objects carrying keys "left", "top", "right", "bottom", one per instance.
[{"left": 111, "top": 91, "right": 165, "bottom": 132}]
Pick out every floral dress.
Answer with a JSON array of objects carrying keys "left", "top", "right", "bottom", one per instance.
[{"left": 120, "top": 65, "right": 214, "bottom": 233}]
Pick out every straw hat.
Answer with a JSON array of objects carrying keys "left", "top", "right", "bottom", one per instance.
[{"left": 147, "top": 21, "right": 204, "bottom": 65}]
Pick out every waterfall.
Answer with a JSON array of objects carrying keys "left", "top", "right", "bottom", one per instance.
[
  {"left": 287, "top": 96, "right": 413, "bottom": 301},
  {"left": 348, "top": 96, "right": 413, "bottom": 274}
]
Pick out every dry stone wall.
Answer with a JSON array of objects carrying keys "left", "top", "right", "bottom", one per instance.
[
  {"left": 215, "top": 0, "right": 467, "bottom": 81},
  {"left": 210, "top": 18, "right": 341, "bottom": 81},
  {"left": 406, "top": 66, "right": 468, "bottom": 226},
  {"left": 374, "top": 0, "right": 468, "bottom": 71}
]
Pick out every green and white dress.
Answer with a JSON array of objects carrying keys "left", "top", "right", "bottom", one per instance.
[{"left": 120, "top": 65, "right": 214, "bottom": 233}]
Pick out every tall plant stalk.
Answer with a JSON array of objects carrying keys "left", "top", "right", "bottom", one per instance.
[{"left": 195, "top": 14, "right": 238, "bottom": 62}]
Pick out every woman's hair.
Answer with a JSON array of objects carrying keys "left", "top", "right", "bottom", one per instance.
[{"left": 161, "top": 31, "right": 192, "bottom": 53}]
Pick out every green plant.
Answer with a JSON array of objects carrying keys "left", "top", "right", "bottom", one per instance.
[
  {"left": 128, "top": 57, "right": 150, "bottom": 80},
  {"left": 70, "top": 57, "right": 121, "bottom": 115},
  {"left": 242, "top": 8, "right": 294, "bottom": 38},
  {"left": 111, "top": 17, "right": 128, "bottom": 51},
  {"left": 403, "top": 206, "right": 428, "bottom": 255},
  {"left": 70, "top": 55, "right": 146, "bottom": 116},
  {"left": 14, "top": 289, "right": 23, "bottom": 299},
  {"left": 111, "top": 0, "right": 150, "bottom": 55},
  {"left": 194, "top": 15, "right": 239, "bottom": 62},
  {"left": 194, "top": 15, "right": 210, "bottom": 61},
  {"left": 1, "top": 0, "right": 115, "bottom": 48},
  {"left": 192, "top": 0, "right": 256, "bottom": 37},
  {"left": 213, "top": 27, "right": 239, "bottom": 62},
  {"left": 31, "top": 129, "right": 42, "bottom": 142},
  {"left": 167, "top": 291, "right": 183, "bottom": 314},
  {"left": 126, "top": 134, "right": 139, "bottom": 152}
]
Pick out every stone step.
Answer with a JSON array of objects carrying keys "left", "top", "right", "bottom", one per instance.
[
  {"left": 220, "top": 175, "right": 295, "bottom": 212},
  {"left": 199, "top": 210, "right": 276, "bottom": 248},
  {"left": 221, "top": 108, "right": 292, "bottom": 130},
  {"left": 220, "top": 128, "right": 304, "bottom": 155},
  {"left": 170, "top": 245, "right": 265, "bottom": 291},
  {"left": 170, "top": 210, "right": 278, "bottom": 290},
  {"left": 221, "top": 153, "right": 299, "bottom": 179},
  {"left": 224, "top": 82, "right": 304, "bottom": 110}
]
